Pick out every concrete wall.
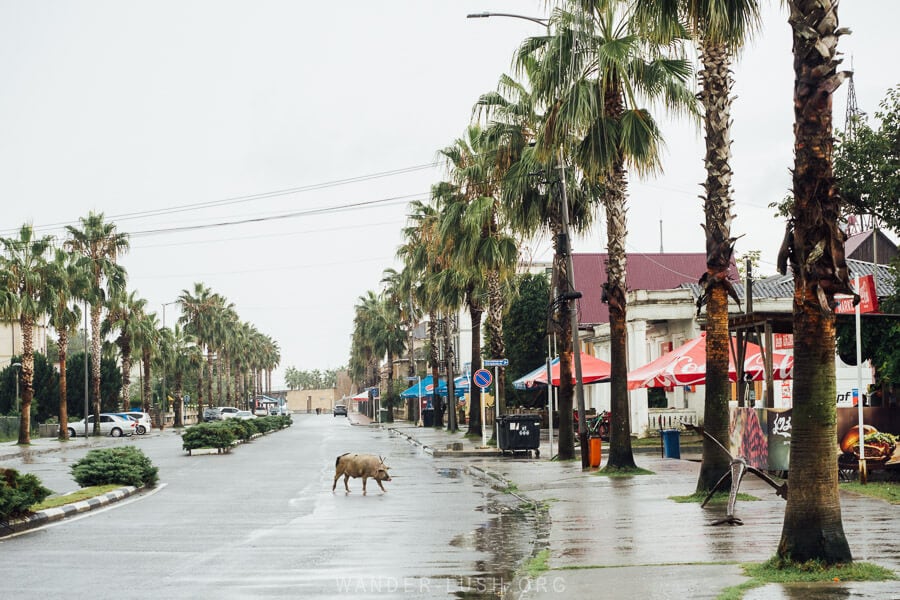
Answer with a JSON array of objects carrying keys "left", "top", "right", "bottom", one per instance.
[{"left": 287, "top": 388, "right": 339, "bottom": 413}]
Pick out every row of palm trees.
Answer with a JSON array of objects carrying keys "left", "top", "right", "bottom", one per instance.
[
  {"left": 0, "top": 212, "right": 280, "bottom": 445},
  {"left": 351, "top": 0, "right": 854, "bottom": 564}
]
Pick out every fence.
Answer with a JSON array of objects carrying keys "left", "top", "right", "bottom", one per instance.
[{"left": 648, "top": 409, "right": 700, "bottom": 433}]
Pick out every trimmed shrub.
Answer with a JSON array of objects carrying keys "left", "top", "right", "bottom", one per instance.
[
  {"left": 0, "top": 468, "right": 52, "bottom": 520},
  {"left": 181, "top": 422, "right": 236, "bottom": 451},
  {"left": 70, "top": 446, "right": 159, "bottom": 488}
]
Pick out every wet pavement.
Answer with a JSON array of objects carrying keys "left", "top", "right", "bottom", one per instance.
[
  {"left": 3, "top": 415, "right": 898, "bottom": 599},
  {"left": 368, "top": 414, "right": 900, "bottom": 600}
]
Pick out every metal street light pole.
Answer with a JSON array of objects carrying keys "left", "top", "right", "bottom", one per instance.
[{"left": 161, "top": 301, "right": 178, "bottom": 429}]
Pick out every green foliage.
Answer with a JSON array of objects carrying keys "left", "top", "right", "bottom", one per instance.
[
  {"left": 835, "top": 85, "right": 900, "bottom": 234},
  {"left": 70, "top": 446, "right": 158, "bottom": 488},
  {"left": 64, "top": 352, "right": 123, "bottom": 416},
  {"left": 0, "top": 353, "right": 59, "bottom": 419},
  {"left": 840, "top": 481, "right": 900, "bottom": 504},
  {"left": 669, "top": 491, "right": 759, "bottom": 504},
  {"left": 743, "top": 556, "right": 896, "bottom": 583},
  {"left": 181, "top": 422, "right": 237, "bottom": 450},
  {"left": 282, "top": 367, "right": 341, "bottom": 390},
  {"left": 0, "top": 467, "right": 52, "bottom": 519},
  {"left": 503, "top": 273, "right": 551, "bottom": 408},
  {"left": 31, "top": 484, "right": 120, "bottom": 511}
]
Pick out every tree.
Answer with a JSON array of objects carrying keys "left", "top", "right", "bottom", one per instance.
[
  {"left": 64, "top": 352, "right": 123, "bottom": 417},
  {"left": 64, "top": 212, "right": 129, "bottom": 434},
  {"left": 503, "top": 273, "right": 551, "bottom": 408},
  {"left": 178, "top": 283, "right": 217, "bottom": 414},
  {"left": 775, "top": 0, "right": 852, "bottom": 564},
  {"left": 835, "top": 85, "right": 900, "bottom": 232},
  {"left": 102, "top": 289, "right": 145, "bottom": 412},
  {"left": 44, "top": 248, "right": 90, "bottom": 440},
  {"left": 0, "top": 224, "right": 55, "bottom": 444}
]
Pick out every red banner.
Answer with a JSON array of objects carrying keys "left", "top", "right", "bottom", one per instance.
[{"left": 835, "top": 274, "right": 879, "bottom": 314}]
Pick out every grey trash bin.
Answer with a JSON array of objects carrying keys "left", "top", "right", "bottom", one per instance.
[{"left": 661, "top": 429, "right": 681, "bottom": 459}]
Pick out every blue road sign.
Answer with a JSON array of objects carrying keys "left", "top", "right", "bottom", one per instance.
[
  {"left": 484, "top": 359, "right": 509, "bottom": 367},
  {"left": 473, "top": 368, "right": 493, "bottom": 389}
]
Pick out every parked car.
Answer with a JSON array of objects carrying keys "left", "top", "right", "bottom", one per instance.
[
  {"left": 333, "top": 404, "right": 348, "bottom": 417},
  {"left": 203, "top": 407, "right": 222, "bottom": 422},
  {"left": 269, "top": 406, "right": 290, "bottom": 416},
  {"left": 64, "top": 413, "right": 136, "bottom": 438},
  {"left": 115, "top": 411, "right": 153, "bottom": 435},
  {"left": 219, "top": 407, "right": 240, "bottom": 420},
  {"left": 235, "top": 410, "right": 255, "bottom": 420}
]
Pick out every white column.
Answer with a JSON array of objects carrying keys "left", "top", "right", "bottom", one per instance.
[{"left": 627, "top": 320, "right": 650, "bottom": 437}]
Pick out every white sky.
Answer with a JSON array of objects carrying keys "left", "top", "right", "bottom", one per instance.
[{"left": 1, "top": 1, "right": 896, "bottom": 387}]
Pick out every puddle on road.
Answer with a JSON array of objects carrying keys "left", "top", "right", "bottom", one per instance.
[
  {"left": 436, "top": 467, "right": 463, "bottom": 479},
  {"left": 442, "top": 496, "right": 551, "bottom": 599}
]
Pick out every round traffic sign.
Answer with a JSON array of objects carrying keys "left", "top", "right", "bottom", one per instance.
[{"left": 473, "top": 368, "right": 493, "bottom": 389}]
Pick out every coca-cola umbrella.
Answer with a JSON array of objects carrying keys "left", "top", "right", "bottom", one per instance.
[
  {"left": 513, "top": 352, "right": 612, "bottom": 389},
  {"left": 626, "top": 332, "right": 793, "bottom": 390}
]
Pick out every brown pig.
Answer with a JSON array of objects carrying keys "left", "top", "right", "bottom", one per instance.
[{"left": 332, "top": 453, "right": 392, "bottom": 493}]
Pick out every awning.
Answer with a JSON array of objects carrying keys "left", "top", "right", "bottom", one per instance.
[
  {"left": 512, "top": 352, "right": 612, "bottom": 389},
  {"left": 626, "top": 332, "right": 794, "bottom": 390}
]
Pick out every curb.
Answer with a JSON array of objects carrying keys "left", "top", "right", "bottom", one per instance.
[{"left": 2, "top": 485, "right": 142, "bottom": 538}]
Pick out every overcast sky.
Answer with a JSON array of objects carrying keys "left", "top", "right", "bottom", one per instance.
[{"left": 1, "top": 1, "right": 896, "bottom": 387}]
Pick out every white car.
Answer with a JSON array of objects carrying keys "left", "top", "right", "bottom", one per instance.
[
  {"left": 235, "top": 410, "right": 255, "bottom": 420},
  {"left": 116, "top": 412, "right": 153, "bottom": 435},
  {"left": 65, "top": 413, "right": 136, "bottom": 438},
  {"left": 219, "top": 407, "right": 240, "bottom": 420}
]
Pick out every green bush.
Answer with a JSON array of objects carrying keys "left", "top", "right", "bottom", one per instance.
[
  {"left": 181, "top": 422, "right": 236, "bottom": 451},
  {"left": 0, "top": 468, "right": 52, "bottom": 520},
  {"left": 70, "top": 447, "right": 159, "bottom": 488}
]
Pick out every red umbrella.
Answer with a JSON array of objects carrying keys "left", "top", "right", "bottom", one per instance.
[
  {"left": 525, "top": 352, "right": 612, "bottom": 387},
  {"left": 626, "top": 332, "right": 793, "bottom": 390}
]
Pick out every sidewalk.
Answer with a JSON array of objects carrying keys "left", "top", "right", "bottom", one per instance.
[{"left": 376, "top": 416, "right": 900, "bottom": 600}]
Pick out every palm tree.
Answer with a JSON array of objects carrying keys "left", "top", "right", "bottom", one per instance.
[
  {"left": 45, "top": 248, "right": 90, "bottom": 441},
  {"left": 178, "top": 283, "right": 217, "bottom": 414},
  {"left": 136, "top": 310, "right": 159, "bottom": 414},
  {"left": 169, "top": 323, "right": 201, "bottom": 426},
  {"left": 477, "top": 59, "right": 591, "bottom": 458},
  {"left": 440, "top": 125, "right": 520, "bottom": 415},
  {"left": 64, "top": 212, "right": 129, "bottom": 433},
  {"left": 776, "top": 0, "right": 852, "bottom": 564},
  {"left": 0, "top": 224, "right": 54, "bottom": 444},
  {"left": 102, "top": 289, "right": 145, "bottom": 412},
  {"left": 634, "top": 0, "right": 763, "bottom": 490},
  {"left": 521, "top": 2, "right": 696, "bottom": 466}
]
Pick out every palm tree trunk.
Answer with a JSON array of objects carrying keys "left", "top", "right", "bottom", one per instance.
[
  {"left": 429, "top": 312, "right": 439, "bottom": 426},
  {"left": 696, "top": 37, "right": 739, "bottom": 491},
  {"left": 486, "top": 270, "right": 506, "bottom": 415},
  {"left": 445, "top": 314, "right": 458, "bottom": 432},
  {"left": 91, "top": 303, "right": 102, "bottom": 434},
  {"left": 206, "top": 352, "right": 214, "bottom": 407},
  {"left": 604, "top": 167, "right": 636, "bottom": 469},
  {"left": 120, "top": 346, "right": 132, "bottom": 413},
  {"left": 778, "top": 0, "right": 852, "bottom": 563},
  {"left": 175, "top": 373, "right": 185, "bottom": 427},
  {"left": 58, "top": 332, "right": 69, "bottom": 441},
  {"left": 467, "top": 301, "right": 484, "bottom": 437},
  {"left": 17, "top": 316, "right": 35, "bottom": 445}
]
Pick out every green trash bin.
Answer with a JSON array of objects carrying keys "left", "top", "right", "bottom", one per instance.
[{"left": 661, "top": 429, "right": 681, "bottom": 459}]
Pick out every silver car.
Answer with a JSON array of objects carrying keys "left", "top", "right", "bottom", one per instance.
[
  {"left": 116, "top": 411, "right": 153, "bottom": 435},
  {"left": 65, "top": 413, "right": 136, "bottom": 438}
]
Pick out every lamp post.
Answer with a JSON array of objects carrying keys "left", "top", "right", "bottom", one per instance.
[
  {"left": 468, "top": 10, "right": 588, "bottom": 466},
  {"left": 11, "top": 362, "right": 21, "bottom": 414}
]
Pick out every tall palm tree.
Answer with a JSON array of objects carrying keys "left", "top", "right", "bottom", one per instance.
[
  {"left": 635, "top": 0, "right": 763, "bottom": 490},
  {"left": 522, "top": 2, "right": 695, "bottom": 466},
  {"left": 178, "top": 283, "right": 217, "bottom": 414},
  {"left": 440, "top": 125, "right": 520, "bottom": 414},
  {"left": 478, "top": 58, "right": 593, "bottom": 458},
  {"left": 64, "top": 212, "right": 129, "bottom": 433},
  {"left": 776, "top": 0, "right": 852, "bottom": 564},
  {"left": 0, "top": 224, "right": 54, "bottom": 444},
  {"left": 102, "top": 289, "right": 145, "bottom": 412},
  {"left": 136, "top": 310, "right": 159, "bottom": 414},
  {"left": 45, "top": 248, "right": 90, "bottom": 441}
]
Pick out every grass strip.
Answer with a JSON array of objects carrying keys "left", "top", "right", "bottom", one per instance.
[{"left": 31, "top": 484, "right": 121, "bottom": 511}]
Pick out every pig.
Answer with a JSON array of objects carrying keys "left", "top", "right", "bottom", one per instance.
[{"left": 332, "top": 453, "right": 392, "bottom": 493}]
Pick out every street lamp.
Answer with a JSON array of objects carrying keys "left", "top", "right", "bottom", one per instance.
[
  {"left": 11, "top": 362, "right": 21, "bottom": 414},
  {"left": 468, "top": 10, "right": 588, "bottom": 466}
]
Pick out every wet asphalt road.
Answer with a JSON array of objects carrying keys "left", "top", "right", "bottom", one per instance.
[{"left": 0, "top": 415, "right": 546, "bottom": 599}]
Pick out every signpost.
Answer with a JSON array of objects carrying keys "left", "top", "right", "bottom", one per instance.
[
  {"left": 406, "top": 376, "right": 423, "bottom": 427},
  {"left": 483, "top": 359, "right": 507, "bottom": 445},
  {"left": 836, "top": 275, "right": 880, "bottom": 484},
  {"left": 473, "top": 368, "right": 493, "bottom": 447}
]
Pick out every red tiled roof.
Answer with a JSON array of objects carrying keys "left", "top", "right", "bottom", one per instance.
[{"left": 572, "top": 253, "right": 738, "bottom": 325}]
